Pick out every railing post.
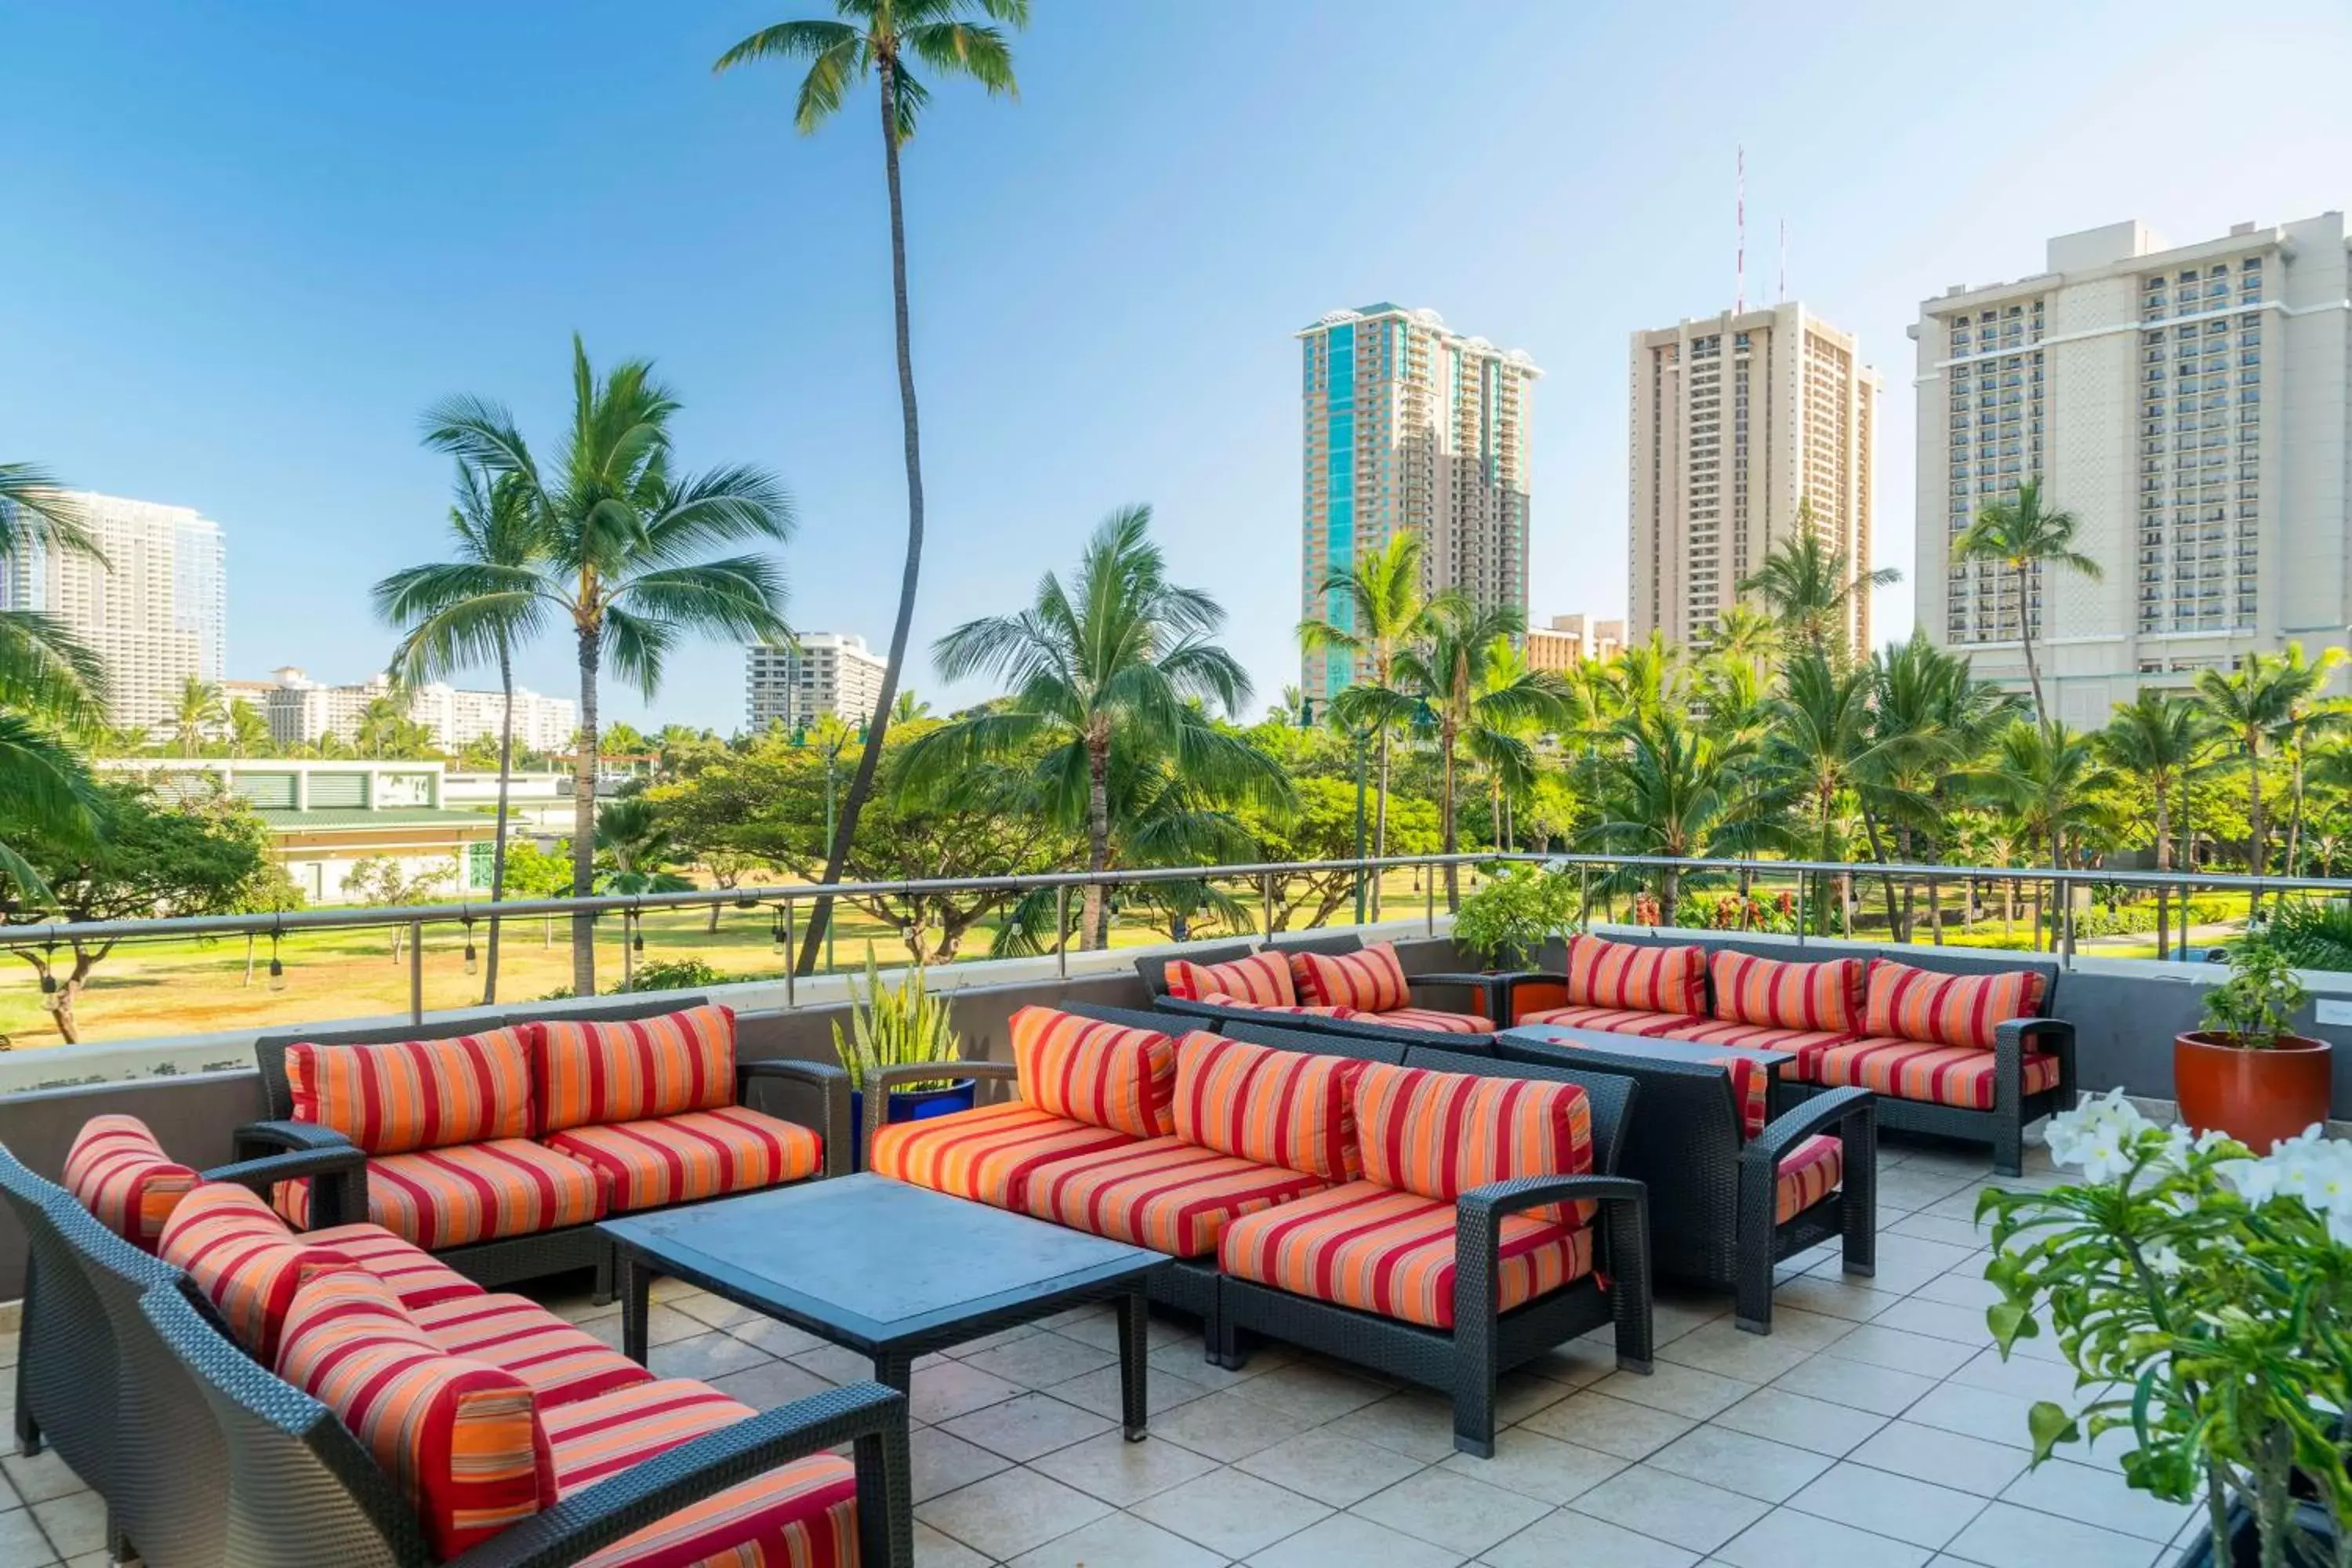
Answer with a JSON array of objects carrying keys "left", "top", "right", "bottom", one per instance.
[
  {"left": 622, "top": 911, "right": 636, "bottom": 990},
  {"left": 1425, "top": 862, "right": 1436, "bottom": 936},
  {"left": 1578, "top": 864, "right": 1592, "bottom": 931},
  {"left": 1261, "top": 873, "right": 1275, "bottom": 943},
  {"left": 1795, "top": 876, "right": 1807, "bottom": 949},
  {"left": 2060, "top": 875, "right": 2076, "bottom": 967},
  {"left": 1056, "top": 885, "right": 1069, "bottom": 979},
  {"left": 783, "top": 901, "right": 796, "bottom": 1009},
  {"left": 408, "top": 920, "right": 424, "bottom": 1024}
]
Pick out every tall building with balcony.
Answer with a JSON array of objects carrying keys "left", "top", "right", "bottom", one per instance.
[
  {"left": 1629, "top": 304, "right": 1880, "bottom": 654},
  {"left": 1524, "top": 614, "right": 1624, "bottom": 673},
  {"left": 0, "top": 492, "right": 225, "bottom": 731},
  {"left": 1298, "top": 304, "right": 1540, "bottom": 702},
  {"left": 746, "top": 633, "right": 888, "bottom": 733},
  {"left": 1913, "top": 215, "right": 2352, "bottom": 724}
]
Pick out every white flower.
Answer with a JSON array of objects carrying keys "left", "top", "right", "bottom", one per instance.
[{"left": 2046, "top": 1090, "right": 2153, "bottom": 1175}]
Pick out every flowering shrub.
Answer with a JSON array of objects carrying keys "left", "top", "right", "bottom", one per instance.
[
  {"left": 1980, "top": 1092, "right": 2352, "bottom": 1562},
  {"left": 1670, "top": 891, "right": 1800, "bottom": 935}
]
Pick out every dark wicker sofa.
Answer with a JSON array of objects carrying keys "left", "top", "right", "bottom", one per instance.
[{"left": 1139, "top": 932, "right": 1501, "bottom": 1051}]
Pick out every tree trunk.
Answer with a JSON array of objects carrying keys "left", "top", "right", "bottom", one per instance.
[
  {"left": 572, "top": 626, "right": 601, "bottom": 995},
  {"left": 2153, "top": 779, "right": 2172, "bottom": 961},
  {"left": 2245, "top": 740, "right": 2266, "bottom": 919},
  {"left": 1372, "top": 726, "right": 1390, "bottom": 920},
  {"left": 2018, "top": 561, "right": 2050, "bottom": 736},
  {"left": 2285, "top": 744, "right": 2307, "bottom": 885},
  {"left": 1084, "top": 735, "right": 1111, "bottom": 949},
  {"left": 798, "top": 48, "right": 927, "bottom": 978},
  {"left": 484, "top": 643, "right": 514, "bottom": 1005},
  {"left": 1439, "top": 728, "right": 1461, "bottom": 911}
]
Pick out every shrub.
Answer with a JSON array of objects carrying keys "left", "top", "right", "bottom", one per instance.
[{"left": 1450, "top": 866, "right": 1577, "bottom": 966}]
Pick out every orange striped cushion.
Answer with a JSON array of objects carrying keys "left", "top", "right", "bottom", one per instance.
[
  {"left": 1810, "top": 1036, "right": 2063, "bottom": 1110},
  {"left": 1353, "top": 1061, "right": 1594, "bottom": 1225},
  {"left": 1289, "top": 943, "right": 1411, "bottom": 1012},
  {"left": 1200, "top": 995, "right": 1364, "bottom": 1020},
  {"left": 412, "top": 1293, "right": 653, "bottom": 1408},
  {"left": 1218, "top": 1181, "right": 1595, "bottom": 1330},
  {"left": 286, "top": 1028, "right": 535, "bottom": 1156},
  {"left": 544, "top": 1107, "right": 822, "bottom": 1214},
  {"left": 1369, "top": 1006, "right": 1496, "bottom": 1034},
  {"left": 1708, "top": 1056, "right": 1772, "bottom": 1140},
  {"left": 1173, "top": 1033, "right": 1363, "bottom": 1180},
  {"left": 276, "top": 1139, "right": 605, "bottom": 1249},
  {"left": 1564, "top": 935, "right": 1706, "bottom": 1015},
  {"left": 307, "top": 1225, "right": 486, "bottom": 1310},
  {"left": 63, "top": 1114, "right": 197, "bottom": 1250},
  {"left": 1011, "top": 1006, "right": 1176, "bottom": 1138},
  {"left": 1865, "top": 960, "right": 2045, "bottom": 1051},
  {"left": 526, "top": 1004, "right": 738, "bottom": 1136},
  {"left": 159, "top": 1182, "right": 354, "bottom": 1362},
  {"left": 1519, "top": 1004, "right": 1686, "bottom": 1034},
  {"left": 1708, "top": 951, "right": 1865, "bottom": 1033},
  {"left": 869, "top": 1100, "right": 1136, "bottom": 1210},
  {"left": 1776, "top": 1135, "right": 1843, "bottom": 1223},
  {"left": 275, "top": 1269, "right": 554, "bottom": 1560},
  {"left": 1164, "top": 951, "right": 1295, "bottom": 1006},
  {"left": 1021, "top": 1136, "right": 1330, "bottom": 1257},
  {"left": 542, "top": 1377, "right": 752, "bottom": 1495}
]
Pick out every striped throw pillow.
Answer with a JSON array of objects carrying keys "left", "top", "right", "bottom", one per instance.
[
  {"left": 1173, "top": 1032, "right": 1365, "bottom": 1180},
  {"left": 526, "top": 1004, "right": 738, "bottom": 1135},
  {"left": 1708, "top": 951, "right": 1866, "bottom": 1033},
  {"left": 276, "top": 1269, "right": 555, "bottom": 1560},
  {"left": 1564, "top": 934, "right": 1706, "bottom": 1016},
  {"left": 286, "top": 1028, "right": 534, "bottom": 1156},
  {"left": 1353, "top": 1061, "right": 1595, "bottom": 1225},
  {"left": 1163, "top": 951, "right": 1295, "bottom": 1007},
  {"left": 159, "top": 1182, "right": 355, "bottom": 1362},
  {"left": 1011, "top": 1006, "right": 1177, "bottom": 1138},
  {"left": 1288, "top": 943, "right": 1411, "bottom": 1013},
  {"left": 1708, "top": 1056, "right": 1772, "bottom": 1140},
  {"left": 62, "top": 1114, "right": 197, "bottom": 1251},
  {"left": 1865, "top": 960, "right": 2045, "bottom": 1051}
]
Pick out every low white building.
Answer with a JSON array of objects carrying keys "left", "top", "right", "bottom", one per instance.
[
  {"left": 256, "top": 667, "right": 578, "bottom": 753},
  {"left": 746, "top": 633, "right": 887, "bottom": 733}
]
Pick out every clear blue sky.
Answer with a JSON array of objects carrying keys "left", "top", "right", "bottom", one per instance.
[{"left": 6, "top": 0, "right": 2350, "bottom": 731}]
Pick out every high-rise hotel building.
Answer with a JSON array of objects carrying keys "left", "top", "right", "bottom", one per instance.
[
  {"left": 1914, "top": 215, "right": 2352, "bottom": 724},
  {"left": 1629, "top": 303, "right": 1880, "bottom": 654},
  {"left": 0, "top": 491, "right": 226, "bottom": 731},
  {"left": 1297, "top": 304, "right": 1539, "bottom": 701}
]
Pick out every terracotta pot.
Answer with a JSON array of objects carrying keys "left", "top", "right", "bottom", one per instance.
[{"left": 2173, "top": 1032, "right": 2334, "bottom": 1152}]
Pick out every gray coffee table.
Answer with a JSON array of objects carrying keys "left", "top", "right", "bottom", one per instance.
[{"left": 602, "top": 1174, "right": 1171, "bottom": 1439}]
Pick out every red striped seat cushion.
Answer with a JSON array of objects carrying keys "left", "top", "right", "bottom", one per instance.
[
  {"left": 1219, "top": 1180, "right": 1595, "bottom": 1330},
  {"left": 1865, "top": 960, "right": 2045, "bottom": 1051},
  {"left": 1709, "top": 952, "right": 1866, "bottom": 1033},
  {"left": 1563, "top": 935, "right": 1707, "bottom": 1015},
  {"left": 543, "top": 1107, "right": 822, "bottom": 1214},
  {"left": 159, "top": 1182, "right": 355, "bottom": 1361},
  {"left": 1809, "top": 1036, "right": 2063, "bottom": 1110},
  {"left": 1776, "top": 1135, "right": 1844, "bottom": 1224},
  {"left": 1355, "top": 1060, "right": 1594, "bottom": 1225},
  {"left": 1020, "top": 1135, "right": 1330, "bottom": 1257},
  {"left": 1708, "top": 1056, "right": 1772, "bottom": 1140},
  {"left": 527, "top": 1004, "right": 739, "bottom": 1136},
  {"left": 275, "top": 1269, "right": 555, "bottom": 1560},
  {"left": 62, "top": 1114, "right": 197, "bottom": 1251},
  {"left": 1173, "top": 1033, "right": 1364, "bottom": 1180},
  {"left": 1517, "top": 1004, "right": 1689, "bottom": 1034},
  {"left": 307, "top": 1224, "right": 487, "bottom": 1310},
  {"left": 274, "top": 1138, "right": 605, "bottom": 1250},
  {"left": 869, "top": 1100, "right": 1136, "bottom": 1210},
  {"left": 1164, "top": 950, "right": 1295, "bottom": 1007},
  {"left": 286, "top": 1028, "right": 535, "bottom": 1156},
  {"left": 412, "top": 1293, "right": 653, "bottom": 1408},
  {"left": 1199, "top": 995, "right": 1363, "bottom": 1020},
  {"left": 1367, "top": 1007, "right": 1497, "bottom": 1034},
  {"left": 1011, "top": 1006, "right": 1177, "bottom": 1138},
  {"left": 1288, "top": 943, "right": 1412, "bottom": 1013},
  {"left": 545, "top": 1380, "right": 858, "bottom": 1568}
]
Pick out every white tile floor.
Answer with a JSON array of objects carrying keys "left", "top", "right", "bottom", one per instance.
[{"left": 0, "top": 1138, "right": 2214, "bottom": 1567}]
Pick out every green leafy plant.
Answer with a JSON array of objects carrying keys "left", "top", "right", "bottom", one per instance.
[
  {"left": 830, "top": 946, "right": 960, "bottom": 1093},
  {"left": 1449, "top": 865, "right": 1577, "bottom": 968},
  {"left": 2201, "top": 940, "right": 2310, "bottom": 1051},
  {"left": 2263, "top": 898, "right": 2352, "bottom": 975},
  {"left": 623, "top": 957, "right": 743, "bottom": 995}
]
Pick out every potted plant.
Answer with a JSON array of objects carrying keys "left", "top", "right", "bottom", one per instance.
[
  {"left": 1450, "top": 865, "right": 1577, "bottom": 971},
  {"left": 832, "top": 948, "right": 975, "bottom": 1170},
  {"left": 1980, "top": 1094, "right": 2351, "bottom": 1567},
  {"left": 2176, "top": 941, "right": 2333, "bottom": 1154}
]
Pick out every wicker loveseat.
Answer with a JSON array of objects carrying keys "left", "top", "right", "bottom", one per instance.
[
  {"left": 1141, "top": 933, "right": 1501, "bottom": 1048},
  {"left": 234, "top": 994, "right": 849, "bottom": 1298},
  {"left": 1502, "top": 934, "right": 2071, "bottom": 1176},
  {"left": 861, "top": 1003, "right": 1653, "bottom": 1457}
]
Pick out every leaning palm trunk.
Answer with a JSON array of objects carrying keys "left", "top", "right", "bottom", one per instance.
[
  {"left": 484, "top": 641, "right": 515, "bottom": 1004},
  {"left": 1439, "top": 731, "right": 1461, "bottom": 911},
  {"left": 571, "top": 627, "right": 601, "bottom": 993},
  {"left": 1371, "top": 726, "right": 1390, "bottom": 920},
  {"left": 2245, "top": 744, "right": 2267, "bottom": 920},
  {"left": 1084, "top": 739, "right": 1111, "bottom": 948},
  {"left": 2017, "top": 561, "right": 2050, "bottom": 735}
]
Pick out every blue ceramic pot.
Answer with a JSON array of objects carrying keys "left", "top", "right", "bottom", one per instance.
[{"left": 848, "top": 1078, "right": 978, "bottom": 1171}]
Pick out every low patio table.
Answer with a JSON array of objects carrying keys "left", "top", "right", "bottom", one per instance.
[{"left": 602, "top": 1174, "right": 1171, "bottom": 1439}]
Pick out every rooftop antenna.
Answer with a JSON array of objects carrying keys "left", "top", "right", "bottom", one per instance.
[
  {"left": 1778, "top": 218, "right": 1788, "bottom": 303},
  {"left": 1734, "top": 146, "right": 1746, "bottom": 314}
]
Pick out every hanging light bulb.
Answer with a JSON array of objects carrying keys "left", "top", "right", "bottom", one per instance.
[
  {"left": 463, "top": 918, "right": 479, "bottom": 977},
  {"left": 268, "top": 921, "right": 289, "bottom": 991},
  {"left": 39, "top": 940, "right": 56, "bottom": 993},
  {"left": 771, "top": 910, "right": 787, "bottom": 955},
  {"left": 632, "top": 928, "right": 644, "bottom": 954}
]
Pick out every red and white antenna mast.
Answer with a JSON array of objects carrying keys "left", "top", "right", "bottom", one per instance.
[{"left": 1734, "top": 146, "right": 1746, "bottom": 314}]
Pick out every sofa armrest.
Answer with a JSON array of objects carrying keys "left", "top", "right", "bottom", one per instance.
[
  {"left": 1456, "top": 1174, "right": 1651, "bottom": 1370},
  {"left": 1745, "top": 1086, "right": 1875, "bottom": 1167},
  {"left": 231, "top": 1118, "right": 353, "bottom": 1162},
  {"left": 1152, "top": 996, "right": 1231, "bottom": 1023},
  {"left": 738, "top": 1059, "right": 851, "bottom": 1179},
  {"left": 199, "top": 1145, "right": 372, "bottom": 1230},
  {"left": 1739, "top": 1087, "right": 1875, "bottom": 1239},
  {"left": 1994, "top": 1016, "right": 2075, "bottom": 1116},
  {"left": 450, "top": 1381, "right": 911, "bottom": 1568},
  {"left": 1495, "top": 973, "right": 1569, "bottom": 1025},
  {"left": 862, "top": 1060, "right": 1018, "bottom": 1167}
]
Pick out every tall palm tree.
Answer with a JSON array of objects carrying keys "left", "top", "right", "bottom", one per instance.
[
  {"left": 1581, "top": 702, "right": 1759, "bottom": 923},
  {"left": 2192, "top": 651, "right": 2304, "bottom": 916},
  {"left": 1952, "top": 477, "right": 2100, "bottom": 735},
  {"left": 1298, "top": 531, "right": 1452, "bottom": 918},
  {"left": 1393, "top": 601, "right": 1566, "bottom": 909},
  {"left": 0, "top": 463, "right": 111, "bottom": 891},
  {"left": 1860, "top": 633, "right": 2007, "bottom": 938},
  {"left": 1703, "top": 602, "right": 1780, "bottom": 684},
  {"left": 353, "top": 694, "right": 413, "bottom": 760},
  {"left": 717, "top": 0, "right": 1025, "bottom": 977},
  {"left": 375, "top": 463, "right": 553, "bottom": 1003},
  {"left": 225, "top": 699, "right": 273, "bottom": 757},
  {"left": 1736, "top": 502, "right": 1899, "bottom": 661},
  {"left": 1768, "top": 650, "right": 1889, "bottom": 935},
  {"left": 423, "top": 336, "right": 795, "bottom": 993},
  {"left": 1465, "top": 641, "right": 1544, "bottom": 853},
  {"left": 2096, "top": 690, "right": 2209, "bottom": 960},
  {"left": 1972, "top": 720, "right": 2118, "bottom": 955},
  {"left": 2270, "top": 642, "right": 2347, "bottom": 884},
  {"left": 171, "top": 675, "right": 225, "bottom": 757},
  {"left": 594, "top": 797, "right": 695, "bottom": 895},
  {"left": 890, "top": 688, "right": 933, "bottom": 724},
  {"left": 902, "top": 505, "right": 1287, "bottom": 947}
]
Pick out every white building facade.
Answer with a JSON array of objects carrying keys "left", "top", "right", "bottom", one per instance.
[
  {"left": 258, "top": 667, "right": 576, "bottom": 752},
  {"left": 746, "top": 633, "right": 887, "bottom": 732},
  {"left": 1913, "top": 214, "right": 2352, "bottom": 724}
]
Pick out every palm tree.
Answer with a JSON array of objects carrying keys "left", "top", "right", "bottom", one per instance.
[
  {"left": 1860, "top": 634, "right": 2006, "bottom": 938},
  {"left": 902, "top": 504, "right": 1287, "bottom": 948},
  {"left": 353, "top": 694, "right": 413, "bottom": 760},
  {"left": 423, "top": 336, "right": 795, "bottom": 993},
  {"left": 717, "top": 0, "right": 1025, "bottom": 978},
  {"left": 1581, "top": 702, "right": 1759, "bottom": 923},
  {"left": 0, "top": 463, "right": 111, "bottom": 891},
  {"left": 225, "top": 699, "right": 273, "bottom": 757},
  {"left": 1703, "top": 602, "right": 1780, "bottom": 683},
  {"left": 2096, "top": 690, "right": 2210, "bottom": 960},
  {"left": 1735, "top": 501, "right": 1899, "bottom": 662},
  {"left": 1465, "top": 642, "right": 1544, "bottom": 853},
  {"left": 890, "top": 688, "right": 933, "bottom": 724},
  {"left": 594, "top": 797, "right": 695, "bottom": 895},
  {"left": 375, "top": 463, "right": 553, "bottom": 1004},
  {"left": 1768, "top": 649, "right": 1888, "bottom": 935},
  {"left": 2271, "top": 643, "right": 2347, "bottom": 884},
  {"left": 1952, "top": 477, "right": 2100, "bottom": 735},
  {"left": 1298, "top": 531, "right": 1451, "bottom": 918},
  {"left": 1972, "top": 720, "right": 2118, "bottom": 955},
  {"left": 171, "top": 675, "right": 225, "bottom": 757},
  {"left": 2192, "top": 651, "right": 2306, "bottom": 916}
]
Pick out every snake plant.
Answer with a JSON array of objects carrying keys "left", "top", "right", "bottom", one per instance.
[{"left": 830, "top": 947, "right": 961, "bottom": 1092}]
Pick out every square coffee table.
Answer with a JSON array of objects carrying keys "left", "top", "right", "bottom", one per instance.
[{"left": 602, "top": 1174, "right": 1172, "bottom": 1439}]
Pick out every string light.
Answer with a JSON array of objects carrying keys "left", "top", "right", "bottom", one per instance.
[
  {"left": 462, "top": 915, "right": 479, "bottom": 978},
  {"left": 267, "top": 918, "right": 288, "bottom": 992}
]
